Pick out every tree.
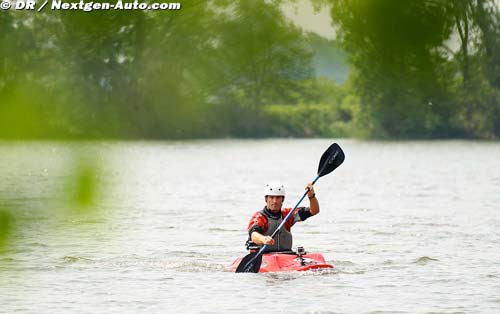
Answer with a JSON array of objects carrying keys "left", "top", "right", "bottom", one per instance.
[
  {"left": 207, "top": 0, "right": 314, "bottom": 136},
  {"left": 315, "top": 0, "right": 500, "bottom": 138},
  {"left": 1, "top": 1, "right": 317, "bottom": 139},
  {"left": 447, "top": 0, "right": 500, "bottom": 138}
]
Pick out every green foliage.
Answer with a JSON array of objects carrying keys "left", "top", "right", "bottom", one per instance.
[
  {"left": 322, "top": 0, "right": 455, "bottom": 138},
  {"left": 213, "top": 0, "right": 313, "bottom": 108},
  {"left": 316, "top": 0, "right": 500, "bottom": 139},
  {"left": 448, "top": 0, "right": 500, "bottom": 138},
  {"left": 1, "top": 0, "right": 499, "bottom": 139},
  {"left": 263, "top": 76, "right": 361, "bottom": 137},
  {"left": 67, "top": 158, "right": 101, "bottom": 211},
  {"left": 207, "top": 0, "right": 315, "bottom": 137},
  {"left": 0, "top": 146, "right": 106, "bottom": 252},
  {"left": 264, "top": 103, "right": 356, "bottom": 137},
  {"left": 0, "top": 209, "right": 13, "bottom": 249},
  {"left": 0, "top": 1, "right": 318, "bottom": 139}
]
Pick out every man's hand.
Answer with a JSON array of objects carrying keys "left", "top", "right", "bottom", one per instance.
[
  {"left": 306, "top": 182, "right": 315, "bottom": 198},
  {"left": 306, "top": 182, "right": 320, "bottom": 215},
  {"left": 262, "top": 236, "right": 274, "bottom": 246}
]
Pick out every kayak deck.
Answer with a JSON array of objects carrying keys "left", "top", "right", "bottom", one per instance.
[{"left": 228, "top": 251, "right": 334, "bottom": 273}]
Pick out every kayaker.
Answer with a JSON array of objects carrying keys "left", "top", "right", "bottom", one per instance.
[{"left": 245, "top": 182, "right": 319, "bottom": 252}]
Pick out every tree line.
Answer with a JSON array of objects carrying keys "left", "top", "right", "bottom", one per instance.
[
  {"left": 1, "top": 0, "right": 499, "bottom": 139},
  {"left": 318, "top": 0, "right": 500, "bottom": 138}
]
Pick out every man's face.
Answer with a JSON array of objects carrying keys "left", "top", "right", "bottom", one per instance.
[{"left": 265, "top": 195, "right": 284, "bottom": 213}]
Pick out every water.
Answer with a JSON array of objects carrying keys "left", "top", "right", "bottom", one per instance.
[{"left": 1, "top": 139, "right": 499, "bottom": 314}]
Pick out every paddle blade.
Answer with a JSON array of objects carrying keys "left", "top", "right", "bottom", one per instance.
[
  {"left": 235, "top": 253, "right": 263, "bottom": 273},
  {"left": 317, "top": 143, "right": 345, "bottom": 177}
]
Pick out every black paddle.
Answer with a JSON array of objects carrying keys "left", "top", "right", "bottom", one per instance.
[{"left": 235, "top": 143, "right": 345, "bottom": 273}]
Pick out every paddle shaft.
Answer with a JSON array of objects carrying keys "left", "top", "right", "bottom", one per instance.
[{"left": 256, "top": 174, "right": 321, "bottom": 256}]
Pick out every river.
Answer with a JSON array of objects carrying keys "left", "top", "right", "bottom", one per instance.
[{"left": 1, "top": 139, "right": 499, "bottom": 314}]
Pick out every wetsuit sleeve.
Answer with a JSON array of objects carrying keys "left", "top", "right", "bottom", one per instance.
[
  {"left": 281, "top": 207, "right": 312, "bottom": 231},
  {"left": 297, "top": 206, "right": 313, "bottom": 221},
  {"left": 247, "top": 212, "right": 267, "bottom": 236}
]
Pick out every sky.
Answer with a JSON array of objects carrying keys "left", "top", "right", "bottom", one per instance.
[{"left": 281, "top": 0, "right": 336, "bottom": 39}]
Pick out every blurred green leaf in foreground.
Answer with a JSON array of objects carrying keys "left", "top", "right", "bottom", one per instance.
[{"left": 0, "top": 209, "right": 14, "bottom": 250}]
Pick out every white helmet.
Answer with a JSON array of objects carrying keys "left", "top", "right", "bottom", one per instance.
[{"left": 264, "top": 183, "right": 285, "bottom": 197}]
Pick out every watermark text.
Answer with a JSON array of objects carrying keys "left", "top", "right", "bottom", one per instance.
[{"left": 0, "top": 0, "right": 182, "bottom": 11}]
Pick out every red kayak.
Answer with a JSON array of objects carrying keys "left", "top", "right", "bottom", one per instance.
[{"left": 227, "top": 250, "right": 334, "bottom": 273}]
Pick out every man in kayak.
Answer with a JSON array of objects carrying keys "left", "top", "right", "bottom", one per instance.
[{"left": 246, "top": 182, "right": 319, "bottom": 252}]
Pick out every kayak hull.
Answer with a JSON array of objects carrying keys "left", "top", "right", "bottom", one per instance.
[{"left": 228, "top": 251, "right": 334, "bottom": 273}]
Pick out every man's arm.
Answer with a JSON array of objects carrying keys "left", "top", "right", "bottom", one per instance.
[
  {"left": 306, "top": 182, "right": 320, "bottom": 215},
  {"left": 247, "top": 212, "right": 273, "bottom": 245},
  {"left": 251, "top": 231, "right": 274, "bottom": 246}
]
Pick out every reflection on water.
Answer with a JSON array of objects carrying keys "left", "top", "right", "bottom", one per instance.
[{"left": 1, "top": 139, "right": 500, "bottom": 314}]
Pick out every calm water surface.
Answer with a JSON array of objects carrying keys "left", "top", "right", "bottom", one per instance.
[{"left": 1, "top": 139, "right": 499, "bottom": 314}]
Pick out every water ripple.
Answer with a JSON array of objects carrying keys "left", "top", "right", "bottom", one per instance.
[{"left": 414, "top": 256, "right": 439, "bottom": 265}]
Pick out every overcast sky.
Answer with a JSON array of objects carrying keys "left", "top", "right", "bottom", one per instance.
[{"left": 281, "top": 0, "right": 336, "bottom": 39}]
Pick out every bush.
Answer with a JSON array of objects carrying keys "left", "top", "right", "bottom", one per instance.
[{"left": 263, "top": 101, "right": 359, "bottom": 138}]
